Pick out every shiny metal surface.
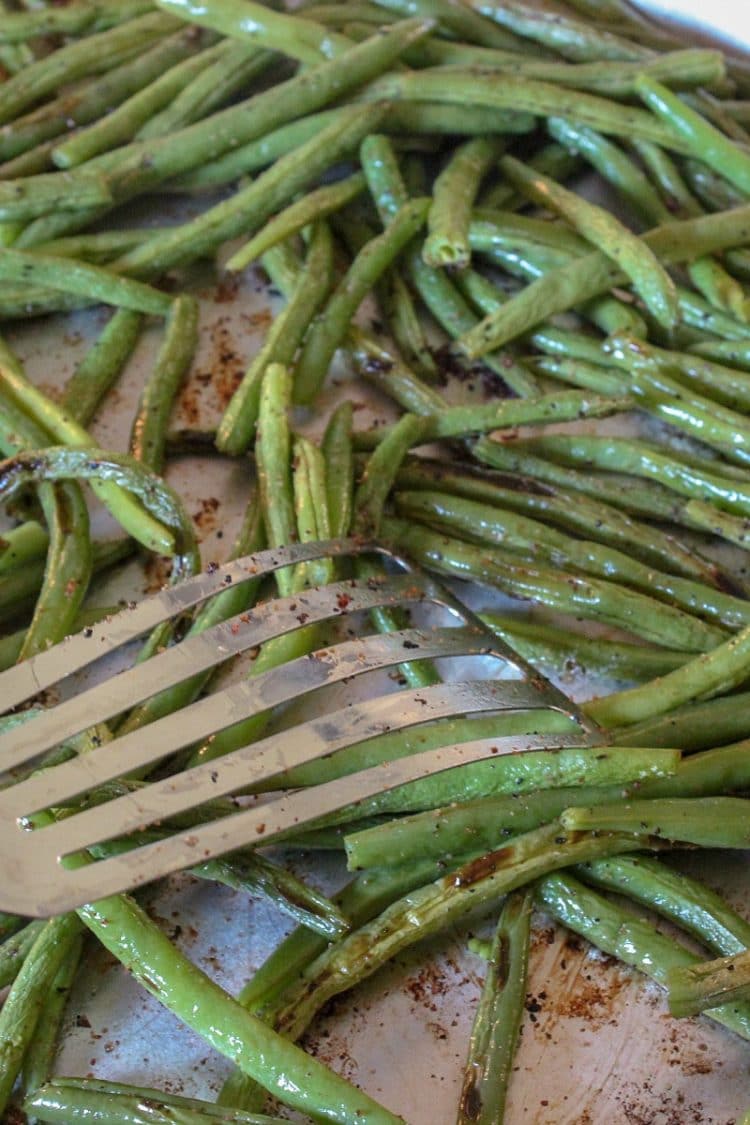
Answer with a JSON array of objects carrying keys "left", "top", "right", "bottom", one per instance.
[{"left": 0, "top": 544, "right": 593, "bottom": 915}]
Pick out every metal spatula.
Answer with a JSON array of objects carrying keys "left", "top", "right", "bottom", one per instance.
[{"left": 0, "top": 538, "right": 598, "bottom": 917}]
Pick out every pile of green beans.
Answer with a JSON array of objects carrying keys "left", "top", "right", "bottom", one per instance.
[{"left": 8, "top": 1, "right": 750, "bottom": 1122}]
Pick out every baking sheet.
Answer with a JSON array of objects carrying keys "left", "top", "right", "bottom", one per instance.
[{"left": 4, "top": 6, "right": 750, "bottom": 1122}]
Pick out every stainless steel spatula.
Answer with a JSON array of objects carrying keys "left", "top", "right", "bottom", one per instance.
[{"left": 0, "top": 538, "right": 598, "bottom": 916}]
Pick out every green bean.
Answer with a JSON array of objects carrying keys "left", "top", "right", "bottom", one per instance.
[
  {"left": 373, "top": 0, "right": 537, "bottom": 50},
  {"left": 294, "top": 196, "right": 429, "bottom": 404},
  {"left": 564, "top": 0, "right": 682, "bottom": 48},
  {"left": 359, "top": 135, "right": 440, "bottom": 380},
  {"left": 0, "top": 447, "right": 198, "bottom": 572},
  {"left": 682, "top": 498, "right": 750, "bottom": 551},
  {"left": 168, "top": 107, "right": 349, "bottom": 193},
  {"left": 668, "top": 950, "right": 750, "bottom": 1019},
  {"left": 0, "top": 29, "right": 207, "bottom": 164},
  {"left": 457, "top": 203, "right": 750, "bottom": 355},
  {"left": 470, "top": 207, "right": 591, "bottom": 258},
  {"left": 682, "top": 157, "right": 745, "bottom": 213},
  {"left": 457, "top": 888, "right": 532, "bottom": 1125},
  {"left": 579, "top": 855, "right": 750, "bottom": 956},
  {"left": 548, "top": 117, "right": 668, "bottom": 225},
  {"left": 423, "top": 136, "right": 505, "bottom": 269},
  {"left": 721, "top": 239, "right": 750, "bottom": 278},
  {"left": 114, "top": 102, "right": 388, "bottom": 281},
  {"left": 636, "top": 74, "right": 750, "bottom": 197},
  {"left": 451, "top": 262, "right": 521, "bottom": 320},
  {"left": 2, "top": 2, "right": 104, "bottom": 40},
  {"left": 361, "top": 130, "right": 408, "bottom": 221},
  {"left": 688, "top": 88, "right": 750, "bottom": 144},
  {"left": 413, "top": 41, "right": 724, "bottom": 96},
  {"left": 26, "top": 1079, "right": 287, "bottom": 1125},
  {"left": 307, "top": 2, "right": 394, "bottom": 26},
  {"left": 322, "top": 400, "right": 354, "bottom": 539},
  {"left": 217, "top": 221, "right": 334, "bottom": 455},
  {"left": 586, "top": 616, "right": 750, "bottom": 728},
  {"left": 355, "top": 389, "right": 631, "bottom": 450},
  {"left": 34, "top": 229, "right": 173, "bottom": 264},
  {"left": 0, "top": 536, "right": 134, "bottom": 628},
  {"left": 261, "top": 239, "right": 303, "bottom": 299},
  {"left": 195, "top": 850, "right": 348, "bottom": 940},
  {"left": 384, "top": 515, "right": 726, "bottom": 651},
  {"left": 631, "top": 139, "right": 702, "bottom": 218},
  {"left": 256, "top": 363, "right": 296, "bottom": 596},
  {"left": 387, "top": 100, "right": 529, "bottom": 136},
  {"left": 72, "top": 882, "right": 402, "bottom": 1124},
  {"left": 226, "top": 171, "right": 365, "bottom": 271},
  {"left": 19, "top": 480, "right": 93, "bottom": 660},
  {"left": 529, "top": 352, "right": 622, "bottom": 397},
  {"left": 490, "top": 252, "right": 645, "bottom": 337},
  {"left": 169, "top": 102, "right": 503, "bottom": 196},
  {"left": 0, "top": 244, "right": 171, "bottom": 314},
  {"left": 676, "top": 283, "right": 750, "bottom": 341},
  {"left": 255, "top": 714, "right": 527, "bottom": 795},
  {"left": 220, "top": 370, "right": 329, "bottom": 764},
  {"left": 361, "top": 69, "right": 691, "bottom": 149},
  {"left": 20, "top": 931, "right": 84, "bottom": 1101},
  {"left": 503, "top": 432, "right": 750, "bottom": 521},
  {"left": 0, "top": 12, "right": 180, "bottom": 127},
  {"left": 465, "top": 0, "right": 648, "bottom": 61},
  {"left": 62, "top": 309, "right": 143, "bottom": 428},
  {"left": 0, "top": 339, "right": 95, "bottom": 659},
  {"left": 686, "top": 256, "right": 749, "bottom": 324},
  {"left": 537, "top": 350, "right": 750, "bottom": 464},
  {"left": 352, "top": 413, "right": 428, "bottom": 537},
  {"left": 0, "top": 605, "right": 118, "bottom": 673},
  {"left": 0, "top": 171, "right": 112, "bottom": 222},
  {"left": 0, "top": 355, "right": 178, "bottom": 555},
  {"left": 629, "top": 368, "right": 750, "bottom": 463},
  {"left": 472, "top": 435, "right": 720, "bottom": 530},
  {"left": 0, "top": 0, "right": 154, "bottom": 40},
  {"left": 561, "top": 796, "right": 750, "bottom": 850},
  {"left": 52, "top": 45, "right": 223, "bottom": 170},
  {"left": 394, "top": 454, "right": 724, "bottom": 586},
  {"left": 0, "top": 519, "right": 48, "bottom": 576},
  {"left": 407, "top": 248, "right": 540, "bottom": 395},
  {"left": 137, "top": 41, "right": 274, "bottom": 141},
  {"left": 397, "top": 489, "right": 748, "bottom": 630},
  {"left": 0, "top": 922, "right": 47, "bottom": 990},
  {"left": 17, "top": 18, "right": 432, "bottom": 249},
  {"left": 219, "top": 857, "right": 444, "bottom": 1110},
  {"left": 0, "top": 285, "right": 98, "bottom": 320},
  {"left": 479, "top": 140, "right": 580, "bottom": 210},
  {"left": 157, "top": 0, "right": 352, "bottom": 63},
  {"left": 501, "top": 153, "right": 678, "bottom": 328},
  {"left": 130, "top": 295, "right": 199, "bottom": 473},
  {"left": 536, "top": 872, "right": 750, "bottom": 1041},
  {"left": 471, "top": 231, "right": 573, "bottom": 278},
  {"left": 344, "top": 748, "right": 682, "bottom": 870},
  {"left": 689, "top": 339, "right": 750, "bottom": 368},
  {"left": 377, "top": 266, "right": 440, "bottom": 381},
  {"left": 0, "top": 37, "right": 31, "bottom": 80},
  {"left": 271, "top": 825, "right": 643, "bottom": 1041},
  {"left": 0, "top": 914, "right": 83, "bottom": 1117},
  {"left": 613, "top": 687, "right": 750, "bottom": 746},
  {"left": 291, "top": 435, "right": 334, "bottom": 590},
  {"left": 725, "top": 100, "right": 750, "bottom": 125},
  {"left": 350, "top": 326, "right": 446, "bottom": 414},
  {"left": 363, "top": 132, "right": 536, "bottom": 393},
  {"left": 604, "top": 332, "right": 750, "bottom": 413}
]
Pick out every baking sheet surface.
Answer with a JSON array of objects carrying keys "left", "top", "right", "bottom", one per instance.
[{"left": 5, "top": 7, "right": 750, "bottom": 1122}]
